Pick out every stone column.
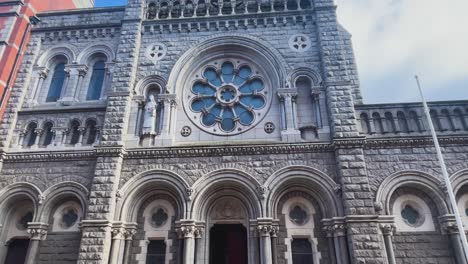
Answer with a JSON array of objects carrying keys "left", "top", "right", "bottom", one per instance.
[
  {"left": 270, "top": 225, "right": 279, "bottom": 264},
  {"left": 60, "top": 128, "right": 69, "bottom": 146},
  {"left": 277, "top": 88, "right": 300, "bottom": 142},
  {"left": 58, "top": 67, "right": 71, "bottom": 102},
  {"left": 311, "top": 88, "right": 322, "bottom": 128},
  {"left": 75, "top": 127, "right": 86, "bottom": 146},
  {"left": 28, "top": 67, "right": 49, "bottom": 106},
  {"left": 332, "top": 223, "right": 348, "bottom": 264},
  {"left": 109, "top": 224, "right": 126, "bottom": 264},
  {"left": 158, "top": 94, "right": 177, "bottom": 145},
  {"left": 102, "top": 62, "right": 115, "bottom": 100},
  {"left": 380, "top": 224, "right": 396, "bottom": 264},
  {"left": 179, "top": 220, "right": 197, "bottom": 264},
  {"left": 194, "top": 225, "right": 204, "bottom": 264},
  {"left": 73, "top": 66, "right": 89, "bottom": 99},
  {"left": 256, "top": 219, "right": 273, "bottom": 264},
  {"left": 122, "top": 226, "right": 137, "bottom": 264},
  {"left": 441, "top": 220, "right": 468, "bottom": 264},
  {"left": 25, "top": 223, "right": 48, "bottom": 264},
  {"left": 323, "top": 225, "right": 337, "bottom": 264},
  {"left": 32, "top": 128, "right": 43, "bottom": 149},
  {"left": 15, "top": 129, "right": 26, "bottom": 148}
]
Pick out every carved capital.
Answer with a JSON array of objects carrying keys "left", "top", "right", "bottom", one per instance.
[
  {"left": 38, "top": 69, "right": 49, "bottom": 79},
  {"left": 78, "top": 66, "right": 89, "bottom": 77},
  {"left": 27, "top": 223, "right": 49, "bottom": 241},
  {"left": 112, "top": 227, "right": 126, "bottom": 240},
  {"left": 34, "top": 128, "right": 44, "bottom": 136},
  {"left": 257, "top": 224, "right": 272, "bottom": 237},
  {"left": 380, "top": 224, "right": 395, "bottom": 236},
  {"left": 277, "top": 88, "right": 298, "bottom": 100}
]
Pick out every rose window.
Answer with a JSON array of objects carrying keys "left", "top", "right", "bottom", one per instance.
[{"left": 185, "top": 60, "right": 270, "bottom": 135}]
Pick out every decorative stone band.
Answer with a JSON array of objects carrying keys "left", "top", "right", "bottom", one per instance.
[
  {"left": 27, "top": 222, "right": 49, "bottom": 241},
  {"left": 2, "top": 135, "right": 468, "bottom": 162}
]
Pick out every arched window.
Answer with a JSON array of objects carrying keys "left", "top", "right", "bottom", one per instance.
[
  {"left": 86, "top": 61, "right": 106, "bottom": 101},
  {"left": 23, "top": 123, "right": 38, "bottom": 147},
  {"left": 83, "top": 120, "right": 98, "bottom": 145},
  {"left": 147, "top": 2, "right": 157, "bottom": 19},
  {"left": 397, "top": 112, "right": 409, "bottom": 133},
  {"left": 291, "top": 239, "right": 313, "bottom": 264},
  {"left": 440, "top": 109, "right": 455, "bottom": 131},
  {"left": 430, "top": 110, "right": 442, "bottom": 131},
  {"left": 46, "top": 63, "right": 66, "bottom": 102},
  {"left": 453, "top": 108, "right": 467, "bottom": 130},
  {"left": 372, "top": 113, "right": 384, "bottom": 134},
  {"left": 408, "top": 111, "right": 421, "bottom": 132},
  {"left": 40, "top": 122, "right": 54, "bottom": 147},
  {"left": 360, "top": 113, "right": 371, "bottom": 134},
  {"left": 69, "top": 120, "right": 81, "bottom": 145},
  {"left": 385, "top": 112, "right": 396, "bottom": 133}
]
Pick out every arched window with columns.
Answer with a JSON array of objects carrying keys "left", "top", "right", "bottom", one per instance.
[
  {"left": 39, "top": 122, "right": 54, "bottom": 147},
  {"left": 23, "top": 122, "right": 38, "bottom": 148},
  {"left": 46, "top": 61, "right": 67, "bottom": 102},
  {"left": 86, "top": 61, "right": 106, "bottom": 101}
]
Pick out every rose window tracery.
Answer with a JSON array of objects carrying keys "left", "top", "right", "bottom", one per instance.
[{"left": 185, "top": 60, "right": 270, "bottom": 135}]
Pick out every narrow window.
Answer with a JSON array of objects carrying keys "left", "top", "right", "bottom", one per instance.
[
  {"left": 83, "top": 120, "right": 97, "bottom": 145},
  {"left": 87, "top": 61, "right": 106, "bottom": 101},
  {"left": 24, "top": 123, "right": 38, "bottom": 147},
  {"left": 46, "top": 63, "right": 66, "bottom": 102},
  {"left": 146, "top": 240, "right": 166, "bottom": 264},
  {"left": 291, "top": 239, "right": 313, "bottom": 264},
  {"left": 41, "top": 122, "right": 54, "bottom": 147},
  {"left": 69, "top": 121, "right": 81, "bottom": 145}
]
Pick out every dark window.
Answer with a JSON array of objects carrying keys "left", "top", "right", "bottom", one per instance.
[
  {"left": 146, "top": 240, "right": 166, "bottom": 264},
  {"left": 69, "top": 121, "right": 81, "bottom": 145},
  {"left": 24, "top": 123, "right": 37, "bottom": 147},
  {"left": 4, "top": 239, "right": 29, "bottom": 264},
  {"left": 41, "top": 122, "right": 54, "bottom": 147},
  {"left": 87, "top": 61, "right": 106, "bottom": 100},
  {"left": 292, "top": 239, "right": 313, "bottom": 264},
  {"left": 46, "top": 63, "right": 66, "bottom": 102}
]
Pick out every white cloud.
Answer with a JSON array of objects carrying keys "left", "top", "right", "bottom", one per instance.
[{"left": 336, "top": 0, "right": 468, "bottom": 103}]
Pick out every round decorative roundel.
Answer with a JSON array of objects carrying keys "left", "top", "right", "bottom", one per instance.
[
  {"left": 289, "top": 34, "right": 311, "bottom": 52},
  {"left": 183, "top": 59, "right": 271, "bottom": 135},
  {"left": 145, "top": 43, "right": 167, "bottom": 63}
]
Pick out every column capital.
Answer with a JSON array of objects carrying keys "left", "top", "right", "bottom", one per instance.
[
  {"left": 176, "top": 219, "right": 202, "bottom": 239},
  {"left": 277, "top": 88, "right": 298, "bottom": 99},
  {"left": 379, "top": 223, "right": 395, "bottom": 236},
  {"left": 27, "top": 222, "right": 49, "bottom": 241}
]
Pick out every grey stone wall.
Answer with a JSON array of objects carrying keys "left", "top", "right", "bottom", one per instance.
[
  {"left": 37, "top": 232, "right": 81, "bottom": 264},
  {"left": 393, "top": 233, "right": 454, "bottom": 264}
]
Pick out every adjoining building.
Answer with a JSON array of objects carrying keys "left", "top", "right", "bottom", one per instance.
[
  {"left": 0, "top": 0, "right": 94, "bottom": 120},
  {"left": 0, "top": 0, "right": 466, "bottom": 263}
]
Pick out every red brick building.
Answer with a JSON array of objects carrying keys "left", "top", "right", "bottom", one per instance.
[{"left": 0, "top": 0, "right": 93, "bottom": 120}]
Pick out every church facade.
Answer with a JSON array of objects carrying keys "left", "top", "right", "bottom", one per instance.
[{"left": 0, "top": 0, "right": 467, "bottom": 264}]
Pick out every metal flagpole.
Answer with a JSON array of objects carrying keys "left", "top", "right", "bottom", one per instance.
[{"left": 415, "top": 75, "right": 468, "bottom": 260}]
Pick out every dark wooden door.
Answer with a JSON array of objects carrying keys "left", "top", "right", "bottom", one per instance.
[
  {"left": 210, "top": 224, "right": 248, "bottom": 264},
  {"left": 4, "top": 239, "right": 29, "bottom": 264}
]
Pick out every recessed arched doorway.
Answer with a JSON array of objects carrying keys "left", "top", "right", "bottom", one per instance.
[{"left": 209, "top": 224, "right": 247, "bottom": 264}]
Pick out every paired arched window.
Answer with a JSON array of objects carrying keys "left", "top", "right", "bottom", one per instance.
[
  {"left": 86, "top": 61, "right": 106, "bottom": 101},
  {"left": 40, "top": 122, "right": 54, "bottom": 147},
  {"left": 46, "top": 63, "right": 66, "bottom": 102},
  {"left": 23, "top": 123, "right": 38, "bottom": 147},
  {"left": 69, "top": 120, "right": 81, "bottom": 145},
  {"left": 83, "top": 120, "right": 98, "bottom": 145}
]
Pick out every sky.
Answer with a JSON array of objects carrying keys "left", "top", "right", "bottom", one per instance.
[{"left": 95, "top": 0, "right": 468, "bottom": 104}]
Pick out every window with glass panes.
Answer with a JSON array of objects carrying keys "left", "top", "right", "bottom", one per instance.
[
  {"left": 291, "top": 239, "right": 313, "bottom": 264},
  {"left": 146, "top": 240, "right": 166, "bottom": 264}
]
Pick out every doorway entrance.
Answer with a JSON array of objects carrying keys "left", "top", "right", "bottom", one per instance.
[
  {"left": 209, "top": 224, "right": 247, "bottom": 264},
  {"left": 4, "top": 239, "right": 29, "bottom": 264}
]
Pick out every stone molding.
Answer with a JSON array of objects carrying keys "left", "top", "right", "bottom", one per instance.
[
  {"left": 251, "top": 218, "right": 279, "bottom": 237},
  {"left": 175, "top": 219, "right": 203, "bottom": 239},
  {"left": 2, "top": 135, "right": 468, "bottom": 162}
]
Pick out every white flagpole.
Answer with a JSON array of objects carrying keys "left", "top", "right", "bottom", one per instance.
[{"left": 415, "top": 75, "right": 468, "bottom": 260}]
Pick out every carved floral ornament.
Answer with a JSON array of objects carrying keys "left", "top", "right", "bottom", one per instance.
[{"left": 183, "top": 58, "right": 271, "bottom": 136}]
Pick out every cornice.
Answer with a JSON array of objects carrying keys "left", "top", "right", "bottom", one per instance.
[
  {"left": 4, "top": 150, "right": 95, "bottom": 162},
  {"left": 126, "top": 142, "right": 333, "bottom": 158},
  {"left": 1, "top": 136, "right": 467, "bottom": 162},
  {"left": 365, "top": 136, "right": 468, "bottom": 149}
]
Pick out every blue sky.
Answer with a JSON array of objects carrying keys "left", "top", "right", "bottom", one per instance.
[{"left": 94, "top": 0, "right": 468, "bottom": 104}]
